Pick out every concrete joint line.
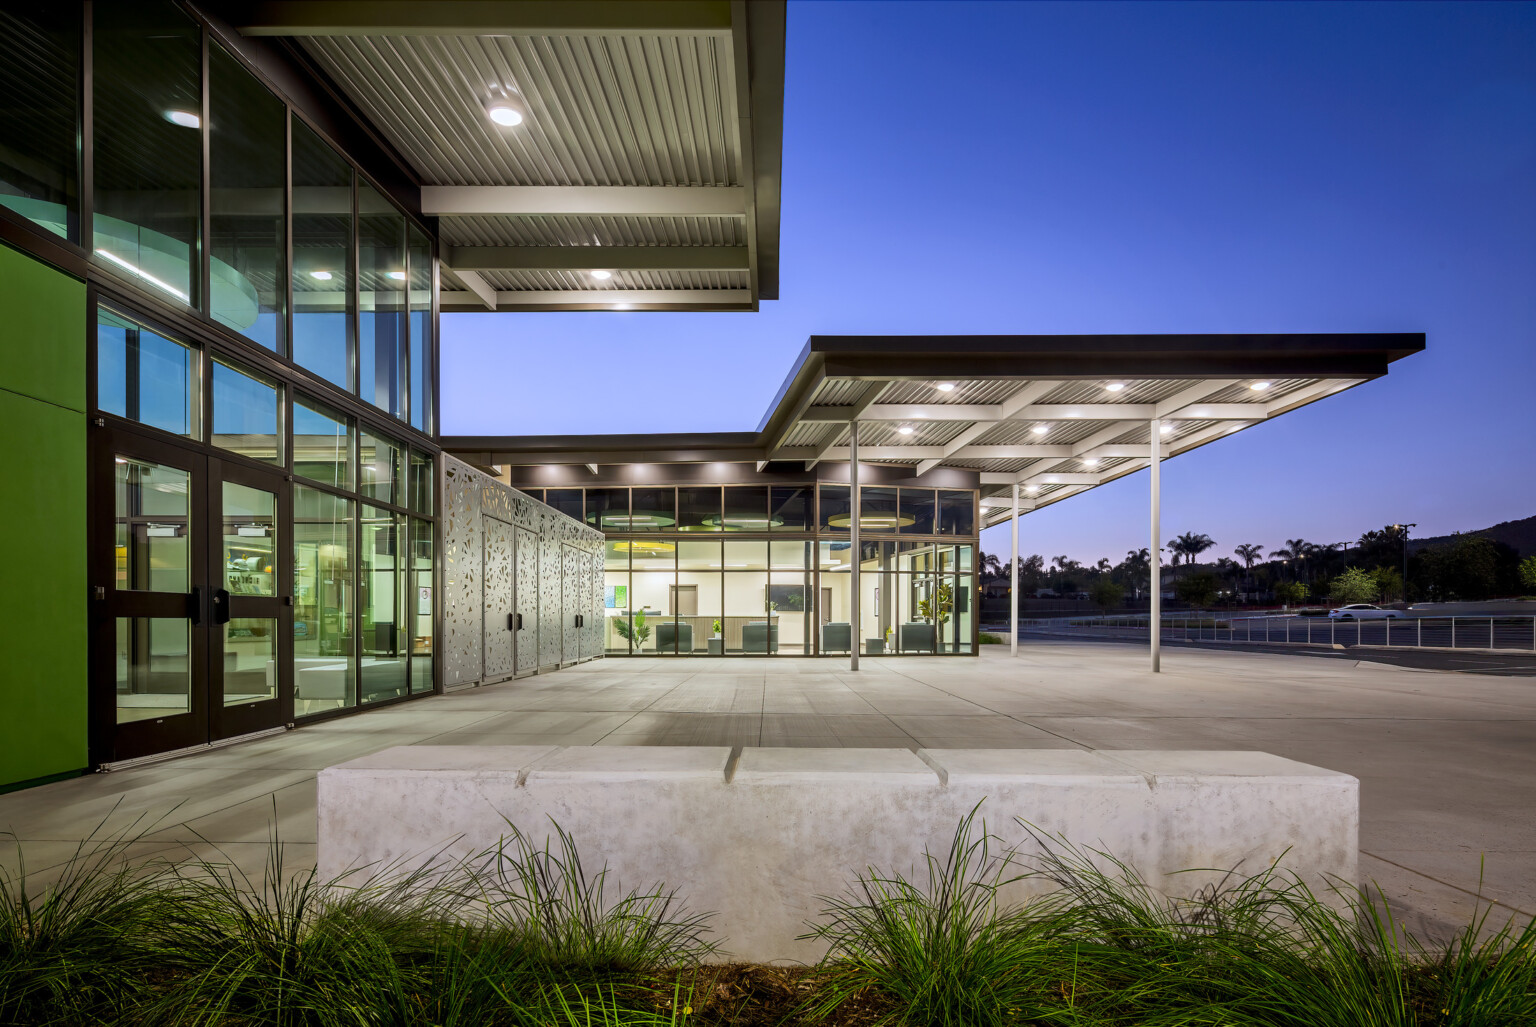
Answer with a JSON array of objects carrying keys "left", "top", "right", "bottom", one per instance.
[{"left": 914, "top": 749, "right": 950, "bottom": 785}]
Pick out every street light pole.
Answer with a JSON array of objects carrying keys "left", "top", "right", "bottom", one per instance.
[{"left": 1392, "top": 523, "right": 1417, "bottom": 604}]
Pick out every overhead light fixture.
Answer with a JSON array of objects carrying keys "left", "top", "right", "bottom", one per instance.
[
  {"left": 1160, "top": 424, "right": 1174, "bottom": 434},
  {"left": 1031, "top": 424, "right": 1049, "bottom": 435},
  {"left": 1083, "top": 457, "right": 1099, "bottom": 467},
  {"left": 590, "top": 269, "right": 613, "bottom": 280},
  {"left": 1025, "top": 485, "right": 1040, "bottom": 495},
  {"left": 897, "top": 426, "right": 914, "bottom": 436},
  {"left": 1250, "top": 381, "right": 1271, "bottom": 391},
  {"left": 310, "top": 270, "right": 333, "bottom": 281},
  {"left": 386, "top": 271, "right": 406, "bottom": 281},
  {"left": 612, "top": 303, "right": 631, "bottom": 310},
  {"left": 486, "top": 92, "right": 525, "bottom": 126},
  {"left": 935, "top": 383, "right": 955, "bottom": 393},
  {"left": 163, "top": 109, "right": 200, "bottom": 129},
  {"left": 1104, "top": 382, "right": 1126, "bottom": 393}
]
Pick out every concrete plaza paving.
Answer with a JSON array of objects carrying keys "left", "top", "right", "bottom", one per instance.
[{"left": 2, "top": 642, "right": 1532, "bottom": 940}]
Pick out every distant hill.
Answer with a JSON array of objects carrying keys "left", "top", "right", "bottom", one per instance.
[{"left": 1409, "top": 515, "right": 1536, "bottom": 557}]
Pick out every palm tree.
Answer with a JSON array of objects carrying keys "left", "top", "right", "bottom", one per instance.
[
  {"left": 1165, "top": 538, "right": 1188, "bottom": 567},
  {"left": 1176, "top": 532, "right": 1217, "bottom": 566},
  {"left": 1274, "top": 538, "right": 1315, "bottom": 581},
  {"left": 1095, "top": 557, "right": 1112, "bottom": 575},
  {"left": 1050, "top": 554, "right": 1071, "bottom": 590},
  {"left": 1234, "top": 543, "right": 1263, "bottom": 596},
  {"left": 979, "top": 551, "right": 1005, "bottom": 583}
]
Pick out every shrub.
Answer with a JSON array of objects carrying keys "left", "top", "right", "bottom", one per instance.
[
  {"left": 1330, "top": 567, "right": 1381, "bottom": 606},
  {"left": 977, "top": 632, "right": 1004, "bottom": 644},
  {"left": 1174, "top": 572, "right": 1220, "bottom": 609},
  {"left": 1274, "top": 580, "right": 1308, "bottom": 606},
  {"left": 1089, "top": 579, "right": 1124, "bottom": 613}
]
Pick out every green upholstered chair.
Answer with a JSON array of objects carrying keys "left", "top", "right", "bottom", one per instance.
[
  {"left": 742, "top": 620, "right": 779, "bottom": 653},
  {"left": 656, "top": 621, "right": 693, "bottom": 654},
  {"left": 821, "top": 621, "right": 851, "bottom": 652}
]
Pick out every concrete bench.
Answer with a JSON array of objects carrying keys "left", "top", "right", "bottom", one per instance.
[{"left": 317, "top": 746, "right": 1357, "bottom": 963}]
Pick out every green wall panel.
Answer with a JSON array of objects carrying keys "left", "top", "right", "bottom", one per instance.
[
  {"left": 0, "top": 246, "right": 87, "bottom": 788},
  {"left": 0, "top": 241, "right": 86, "bottom": 412}
]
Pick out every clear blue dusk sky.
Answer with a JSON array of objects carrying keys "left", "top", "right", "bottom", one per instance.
[{"left": 442, "top": 1, "right": 1536, "bottom": 566}]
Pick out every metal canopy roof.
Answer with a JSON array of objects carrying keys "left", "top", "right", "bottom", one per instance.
[
  {"left": 443, "top": 332, "right": 1424, "bottom": 522},
  {"left": 230, "top": 0, "right": 784, "bottom": 312}
]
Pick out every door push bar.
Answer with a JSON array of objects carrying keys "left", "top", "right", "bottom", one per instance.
[{"left": 507, "top": 612, "right": 523, "bottom": 631}]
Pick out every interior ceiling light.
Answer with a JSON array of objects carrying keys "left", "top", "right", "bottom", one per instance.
[
  {"left": 386, "top": 271, "right": 406, "bottom": 281},
  {"left": 897, "top": 426, "right": 914, "bottom": 435},
  {"left": 163, "top": 109, "right": 200, "bottom": 129},
  {"left": 1250, "top": 381, "right": 1271, "bottom": 391},
  {"left": 590, "top": 269, "right": 613, "bottom": 280},
  {"left": 1031, "top": 424, "right": 1049, "bottom": 435},
  {"left": 1104, "top": 382, "right": 1126, "bottom": 393},
  {"left": 1083, "top": 457, "right": 1099, "bottom": 466},
  {"left": 310, "top": 270, "right": 333, "bottom": 281},
  {"left": 935, "top": 383, "right": 955, "bottom": 392}
]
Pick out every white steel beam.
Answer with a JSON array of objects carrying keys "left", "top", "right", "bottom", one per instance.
[
  {"left": 802, "top": 383, "right": 889, "bottom": 468},
  {"left": 440, "top": 289, "right": 752, "bottom": 308},
  {"left": 1010, "top": 483, "right": 1019, "bottom": 658},
  {"left": 915, "top": 381, "right": 1055, "bottom": 475},
  {"left": 235, "top": 1, "right": 735, "bottom": 36},
  {"left": 446, "top": 245, "right": 750, "bottom": 272},
  {"left": 1150, "top": 417, "right": 1162, "bottom": 673},
  {"left": 422, "top": 185, "right": 747, "bottom": 218},
  {"left": 447, "top": 269, "right": 497, "bottom": 311}
]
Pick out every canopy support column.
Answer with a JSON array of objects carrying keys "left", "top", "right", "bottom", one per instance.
[
  {"left": 849, "top": 419, "right": 860, "bottom": 672},
  {"left": 1010, "top": 483, "right": 1019, "bottom": 658},
  {"left": 1150, "top": 418, "right": 1162, "bottom": 673}
]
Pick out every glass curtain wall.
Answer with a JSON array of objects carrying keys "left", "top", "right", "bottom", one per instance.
[
  {"left": 560, "top": 483, "right": 977, "bottom": 657},
  {"left": 93, "top": 1, "right": 202, "bottom": 309},
  {"left": 358, "top": 184, "right": 406, "bottom": 419},
  {"left": 0, "top": 6, "right": 79, "bottom": 237},
  {"left": 209, "top": 43, "right": 285, "bottom": 351},
  {"left": 291, "top": 120, "right": 353, "bottom": 390}
]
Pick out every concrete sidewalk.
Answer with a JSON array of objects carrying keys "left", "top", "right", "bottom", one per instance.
[{"left": 2, "top": 643, "right": 1532, "bottom": 940}]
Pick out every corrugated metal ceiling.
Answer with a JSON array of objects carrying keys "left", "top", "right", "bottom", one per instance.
[{"left": 301, "top": 33, "right": 739, "bottom": 187}]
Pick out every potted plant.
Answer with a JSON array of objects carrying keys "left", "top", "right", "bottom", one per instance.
[{"left": 708, "top": 617, "right": 724, "bottom": 655}]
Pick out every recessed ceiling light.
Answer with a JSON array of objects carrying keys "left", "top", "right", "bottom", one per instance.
[
  {"left": 1025, "top": 485, "right": 1040, "bottom": 494},
  {"left": 590, "top": 269, "right": 613, "bottom": 280},
  {"left": 386, "top": 271, "right": 405, "bottom": 281},
  {"left": 935, "top": 383, "right": 955, "bottom": 393},
  {"left": 897, "top": 426, "right": 914, "bottom": 436},
  {"left": 1105, "top": 382, "right": 1126, "bottom": 393},
  {"left": 486, "top": 99, "right": 524, "bottom": 126},
  {"left": 612, "top": 303, "right": 631, "bottom": 310},
  {"left": 1250, "top": 381, "right": 1271, "bottom": 391},
  {"left": 1159, "top": 424, "right": 1174, "bottom": 434},
  {"left": 309, "top": 270, "right": 333, "bottom": 281},
  {"left": 1083, "top": 457, "right": 1099, "bottom": 467},
  {"left": 164, "top": 109, "right": 200, "bottom": 129},
  {"left": 1031, "top": 424, "right": 1049, "bottom": 435}
]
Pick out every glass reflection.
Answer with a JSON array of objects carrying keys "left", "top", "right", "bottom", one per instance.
[
  {"left": 292, "top": 119, "right": 352, "bottom": 389},
  {"left": 0, "top": 7, "right": 79, "bottom": 238},
  {"left": 223, "top": 618, "right": 277, "bottom": 706},
  {"left": 359, "top": 430, "right": 403, "bottom": 505},
  {"left": 93, "top": 1, "right": 201, "bottom": 307},
  {"left": 293, "top": 396, "right": 351, "bottom": 489},
  {"left": 211, "top": 358, "right": 281, "bottom": 464},
  {"left": 410, "top": 519, "right": 434, "bottom": 692},
  {"left": 221, "top": 481, "right": 275, "bottom": 596},
  {"left": 358, "top": 183, "right": 406, "bottom": 417},
  {"left": 209, "top": 43, "right": 286, "bottom": 350},
  {"left": 408, "top": 226, "right": 433, "bottom": 432},
  {"left": 97, "top": 308, "right": 200, "bottom": 439},
  {"left": 114, "top": 457, "right": 190, "bottom": 593},
  {"left": 116, "top": 617, "right": 189, "bottom": 723},
  {"left": 361, "top": 506, "right": 406, "bottom": 702},
  {"left": 293, "top": 484, "right": 354, "bottom": 714}
]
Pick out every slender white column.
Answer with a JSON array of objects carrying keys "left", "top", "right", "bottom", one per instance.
[
  {"left": 849, "top": 419, "right": 860, "bottom": 672},
  {"left": 1149, "top": 418, "right": 1162, "bottom": 673},
  {"left": 1009, "top": 483, "right": 1019, "bottom": 658}
]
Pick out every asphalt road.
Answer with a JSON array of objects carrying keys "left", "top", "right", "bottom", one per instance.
[{"left": 1005, "top": 630, "right": 1536, "bottom": 676}]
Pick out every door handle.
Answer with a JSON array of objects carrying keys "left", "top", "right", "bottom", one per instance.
[
  {"left": 188, "top": 586, "right": 202, "bottom": 625},
  {"left": 508, "top": 612, "right": 523, "bottom": 632},
  {"left": 212, "top": 588, "right": 231, "bottom": 626}
]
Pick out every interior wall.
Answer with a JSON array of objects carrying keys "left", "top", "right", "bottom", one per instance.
[{"left": 0, "top": 242, "right": 88, "bottom": 789}]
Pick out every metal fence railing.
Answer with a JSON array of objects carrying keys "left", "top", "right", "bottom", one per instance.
[{"left": 1014, "top": 614, "right": 1536, "bottom": 652}]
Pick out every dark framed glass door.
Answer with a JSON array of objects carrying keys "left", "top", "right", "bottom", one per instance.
[
  {"left": 95, "top": 429, "right": 210, "bottom": 761},
  {"left": 210, "top": 460, "right": 291, "bottom": 739}
]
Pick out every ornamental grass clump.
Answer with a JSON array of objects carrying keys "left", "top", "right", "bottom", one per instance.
[{"left": 0, "top": 820, "right": 184, "bottom": 1027}]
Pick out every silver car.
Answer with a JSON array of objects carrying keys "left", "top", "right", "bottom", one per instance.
[{"left": 1328, "top": 604, "right": 1402, "bottom": 620}]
